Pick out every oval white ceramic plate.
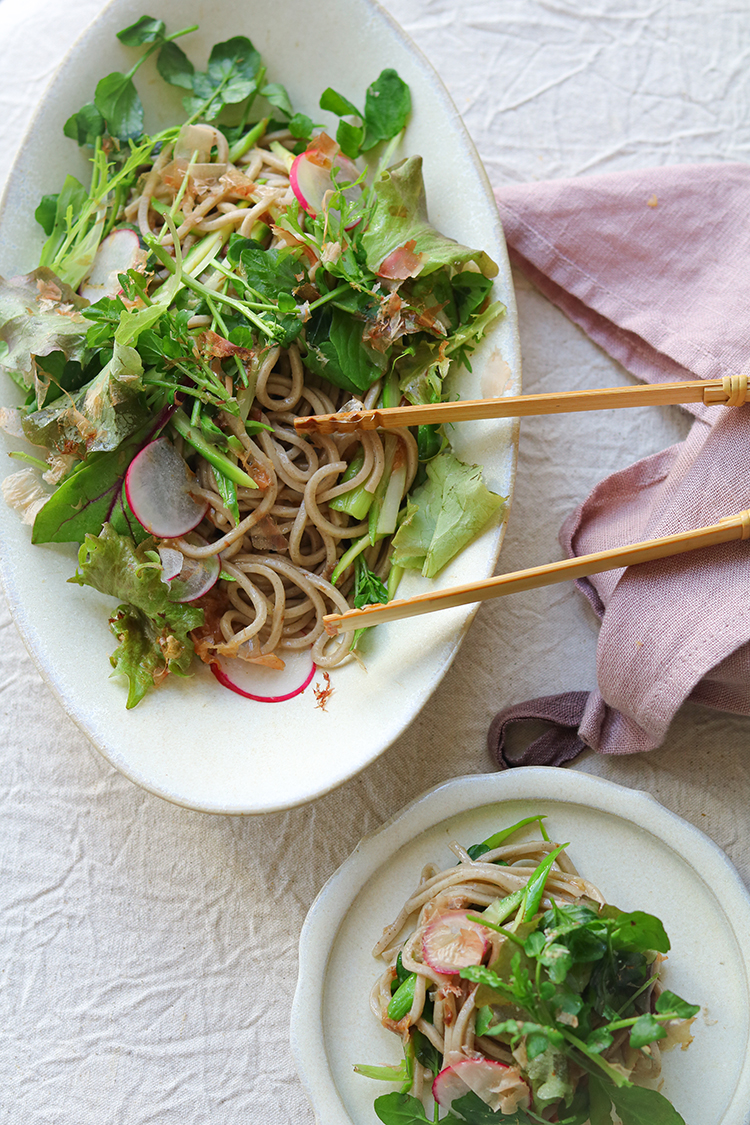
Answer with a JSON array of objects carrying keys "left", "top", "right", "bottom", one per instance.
[
  {"left": 292, "top": 769, "right": 750, "bottom": 1125},
  {"left": 0, "top": 0, "right": 520, "bottom": 813}
]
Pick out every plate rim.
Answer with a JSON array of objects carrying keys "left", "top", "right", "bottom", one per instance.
[{"left": 291, "top": 767, "right": 750, "bottom": 1124}]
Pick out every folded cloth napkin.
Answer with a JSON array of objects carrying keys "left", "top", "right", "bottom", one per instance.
[{"left": 488, "top": 163, "right": 750, "bottom": 766}]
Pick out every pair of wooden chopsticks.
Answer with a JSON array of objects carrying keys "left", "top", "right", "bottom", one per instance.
[{"left": 290, "top": 374, "right": 749, "bottom": 635}]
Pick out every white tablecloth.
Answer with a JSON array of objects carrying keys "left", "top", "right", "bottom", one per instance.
[{"left": 1, "top": 1, "right": 748, "bottom": 1120}]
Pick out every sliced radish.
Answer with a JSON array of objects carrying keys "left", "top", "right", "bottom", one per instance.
[
  {"left": 290, "top": 136, "right": 362, "bottom": 226},
  {"left": 433, "top": 1059, "right": 530, "bottom": 1115},
  {"left": 422, "top": 910, "right": 489, "bottom": 975},
  {"left": 211, "top": 649, "right": 316, "bottom": 702},
  {"left": 168, "top": 555, "right": 221, "bottom": 603},
  {"left": 125, "top": 437, "right": 208, "bottom": 538},
  {"left": 158, "top": 547, "right": 184, "bottom": 582},
  {"left": 79, "top": 228, "right": 142, "bottom": 303}
]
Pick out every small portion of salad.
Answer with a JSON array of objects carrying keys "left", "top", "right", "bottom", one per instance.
[
  {"left": 0, "top": 16, "right": 507, "bottom": 707},
  {"left": 358, "top": 815, "right": 698, "bottom": 1125}
]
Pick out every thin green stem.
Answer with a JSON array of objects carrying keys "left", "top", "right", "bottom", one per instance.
[
  {"left": 227, "top": 116, "right": 268, "bottom": 164},
  {"left": 171, "top": 409, "right": 257, "bottom": 489},
  {"left": 125, "top": 24, "right": 199, "bottom": 81},
  {"left": 307, "top": 282, "right": 352, "bottom": 312}
]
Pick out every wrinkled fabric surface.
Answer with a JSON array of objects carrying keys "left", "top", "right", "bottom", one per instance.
[
  {"left": 497, "top": 164, "right": 750, "bottom": 405},
  {"left": 2, "top": 2, "right": 750, "bottom": 1123},
  {"left": 491, "top": 165, "right": 750, "bottom": 758}
]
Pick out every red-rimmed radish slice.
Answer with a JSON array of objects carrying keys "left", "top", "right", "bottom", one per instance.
[
  {"left": 167, "top": 556, "right": 221, "bottom": 603},
  {"left": 422, "top": 910, "right": 489, "bottom": 974},
  {"left": 125, "top": 437, "right": 208, "bottom": 538},
  {"left": 290, "top": 143, "right": 362, "bottom": 224},
  {"left": 211, "top": 650, "right": 316, "bottom": 703},
  {"left": 433, "top": 1059, "right": 530, "bottom": 1115},
  {"left": 158, "top": 547, "right": 184, "bottom": 582},
  {"left": 80, "top": 228, "right": 142, "bottom": 302}
]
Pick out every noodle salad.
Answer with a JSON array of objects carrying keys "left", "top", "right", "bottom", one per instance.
[
  {"left": 357, "top": 815, "right": 698, "bottom": 1124},
  {"left": 0, "top": 16, "right": 507, "bottom": 708}
]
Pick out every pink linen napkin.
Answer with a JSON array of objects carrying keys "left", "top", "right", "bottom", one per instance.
[{"left": 488, "top": 163, "right": 750, "bottom": 765}]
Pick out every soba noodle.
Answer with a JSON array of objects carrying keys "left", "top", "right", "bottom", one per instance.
[
  {"left": 121, "top": 133, "right": 420, "bottom": 670},
  {"left": 361, "top": 822, "right": 697, "bottom": 1122}
]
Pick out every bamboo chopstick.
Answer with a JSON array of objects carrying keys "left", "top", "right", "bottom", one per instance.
[
  {"left": 323, "top": 510, "right": 750, "bottom": 634},
  {"left": 295, "top": 374, "right": 748, "bottom": 435}
]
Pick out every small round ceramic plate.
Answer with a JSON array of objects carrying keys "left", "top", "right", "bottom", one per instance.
[
  {"left": 0, "top": 0, "right": 520, "bottom": 813},
  {"left": 292, "top": 768, "right": 750, "bottom": 1125}
]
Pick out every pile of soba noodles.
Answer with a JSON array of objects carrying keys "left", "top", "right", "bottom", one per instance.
[
  {"left": 125, "top": 125, "right": 420, "bottom": 673},
  {"left": 360, "top": 818, "right": 698, "bottom": 1124}
]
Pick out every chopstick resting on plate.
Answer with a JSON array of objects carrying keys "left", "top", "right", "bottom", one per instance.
[
  {"left": 323, "top": 510, "right": 750, "bottom": 634},
  {"left": 295, "top": 374, "right": 748, "bottom": 434}
]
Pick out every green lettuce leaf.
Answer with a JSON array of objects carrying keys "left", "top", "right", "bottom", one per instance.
[
  {"left": 0, "top": 269, "right": 89, "bottom": 390},
  {"left": 391, "top": 450, "right": 506, "bottom": 578},
  {"left": 525, "top": 1045, "right": 574, "bottom": 1109},
  {"left": 362, "top": 157, "right": 498, "bottom": 279},
  {"left": 22, "top": 340, "right": 147, "bottom": 456},
  {"left": 70, "top": 524, "right": 203, "bottom": 708},
  {"left": 396, "top": 300, "right": 506, "bottom": 405}
]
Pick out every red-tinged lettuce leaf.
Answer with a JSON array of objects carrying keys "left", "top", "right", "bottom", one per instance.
[
  {"left": 32, "top": 412, "right": 168, "bottom": 545},
  {"left": 361, "top": 157, "right": 499, "bottom": 280},
  {"left": 70, "top": 524, "right": 204, "bottom": 708},
  {"left": 391, "top": 450, "right": 506, "bottom": 578},
  {"left": 22, "top": 340, "right": 147, "bottom": 457},
  {"left": 0, "top": 268, "right": 89, "bottom": 390}
]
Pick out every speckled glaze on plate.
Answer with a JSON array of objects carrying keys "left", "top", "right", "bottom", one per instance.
[
  {"left": 292, "top": 768, "right": 750, "bottom": 1124},
  {"left": 0, "top": 0, "right": 520, "bottom": 813}
]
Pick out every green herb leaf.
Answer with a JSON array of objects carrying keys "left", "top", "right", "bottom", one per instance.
[
  {"left": 63, "top": 103, "right": 106, "bottom": 147},
  {"left": 261, "top": 82, "right": 294, "bottom": 117},
  {"left": 320, "top": 87, "right": 362, "bottom": 119},
  {"left": 157, "top": 40, "right": 195, "bottom": 89},
  {"left": 586, "top": 1026, "right": 614, "bottom": 1055},
  {"left": 629, "top": 1013, "right": 667, "bottom": 1049},
  {"left": 607, "top": 1079, "right": 689, "bottom": 1125},
  {"left": 304, "top": 306, "right": 381, "bottom": 395},
  {"left": 34, "top": 195, "right": 60, "bottom": 237},
  {"left": 588, "top": 1076, "right": 616, "bottom": 1125},
  {"left": 450, "top": 1090, "right": 534, "bottom": 1123},
  {"left": 208, "top": 36, "right": 261, "bottom": 103},
  {"left": 95, "top": 72, "right": 144, "bottom": 140},
  {"left": 288, "top": 112, "right": 314, "bottom": 139},
  {"left": 373, "top": 1092, "right": 433, "bottom": 1124},
  {"left": 610, "top": 911, "right": 671, "bottom": 955},
  {"left": 353, "top": 556, "right": 389, "bottom": 609},
  {"left": 654, "top": 990, "right": 700, "bottom": 1019},
  {"left": 116, "top": 15, "right": 166, "bottom": 46},
  {"left": 362, "top": 69, "right": 411, "bottom": 150},
  {"left": 337, "top": 118, "right": 367, "bottom": 159}
]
